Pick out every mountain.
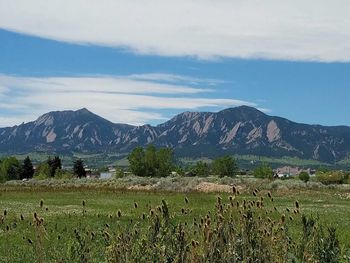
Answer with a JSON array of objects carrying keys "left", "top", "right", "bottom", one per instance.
[{"left": 1, "top": 106, "right": 350, "bottom": 163}]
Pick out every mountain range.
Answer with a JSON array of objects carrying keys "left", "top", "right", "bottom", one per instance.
[{"left": 1, "top": 106, "right": 350, "bottom": 163}]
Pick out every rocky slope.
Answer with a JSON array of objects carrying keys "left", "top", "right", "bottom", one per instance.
[{"left": 1, "top": 106, "right": 350, "bottom": 162}]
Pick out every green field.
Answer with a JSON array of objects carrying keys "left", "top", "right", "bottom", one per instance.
[{"left": 0, "top": 181, "right": 349, "bottom": 262}]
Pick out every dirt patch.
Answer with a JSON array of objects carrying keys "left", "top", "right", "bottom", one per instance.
[{"left": 194, "top": 182, "right": 243, "bottom": 193}]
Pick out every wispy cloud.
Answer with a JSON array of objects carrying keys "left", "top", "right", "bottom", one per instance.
[
  {"left": 0, "top": 0, "right": 349, "bottom": 62},
  {"left": 0, "top": 74, "right": 259, "bottom": 127}
]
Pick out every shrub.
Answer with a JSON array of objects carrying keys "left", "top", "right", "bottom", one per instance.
[
  {"left": 254, "top": 163, "right": 273, "bottom": 179},
  {"left": 316, "top": 171, "right": 345, "bottom": 185},
  {"left": 212, "top": 155, "right": 238, "bottom": 177},
  {"left": 299, "top": 171, "right": 310, "bottom": 183}
]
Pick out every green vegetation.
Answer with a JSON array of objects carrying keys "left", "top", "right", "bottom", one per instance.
[
  {"left": 0, "top": 183, "right": 349, "bottom": 262},
  {"left": 211, "top": 155, "right": 238, "bottom": 177},
  {"left": 128, "top": 145, "right": 174, "bottom": 177},
  {"left": 299, "top": 171, "right": 310, "bottom": 183},
  {"left": 73, "top": 159, "right": 87, "bottom": 178},
  {"left": 254, "top": 162, "right": 273, "bottom": 179},
  {"left": 316, "top": 170, "right": 348, "bottom": 185}
]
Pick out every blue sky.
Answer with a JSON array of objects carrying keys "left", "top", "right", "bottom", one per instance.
[{"left": 0, "top": 1, "right": 350, "bottom": 127}]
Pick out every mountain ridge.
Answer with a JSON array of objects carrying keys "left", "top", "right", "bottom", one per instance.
[{"left": 1, "top": 106, "right": 350, "bottom": 163}]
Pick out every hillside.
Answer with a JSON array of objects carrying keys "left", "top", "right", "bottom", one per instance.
[{"left": 1, "top": 106, "right": 350, "bottom": 163}]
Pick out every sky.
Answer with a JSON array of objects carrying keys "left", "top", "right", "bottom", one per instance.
[{"left": 0, "top": 0, "right": 349, "bottom": 127}]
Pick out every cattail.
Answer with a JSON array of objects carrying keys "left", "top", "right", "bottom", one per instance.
[
  {"left": 295, "top": 201, "right": 299, "bottom": 209},
  {"left": 40, "top": 200, "right": 44, "bottom": 208},
  {"left": 281, "top": 214, "right": 286, "bottom": 223},
  {"left": 185, "top": 197, "right": 189, "bottom": 204},
  {"left": 217, "top": 196, "right": 222, "bottom": 204},
  {"left": 103, "top": 231, "right": 110, "bottom": 240},
  {"left": 191, "top": 240, "right": 196, "bottom": 247}
]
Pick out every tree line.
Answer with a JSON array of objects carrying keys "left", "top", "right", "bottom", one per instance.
[
  {"left": 0, "top": 156, "right": 87, "bottom": 182},
  {"left": 127, "top": 145, "right": 239, "bottom": 177}
]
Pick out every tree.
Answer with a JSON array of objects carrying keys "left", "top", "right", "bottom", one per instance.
[
  {"left": 34, "top": 162, "right": 51, "bottom": 179},
  {"left": 128, "top": 147, "right": 146, "bottom": 177},
  {"left": 254, "top": 163, "right": 273, "bottom": 179},
  {"left": 212, "top": 155, "right": 238, "bottom": 177},
  {"left": 128, "top": 145, "right": 174, "bottom": 177},
  {"left": 156, "top": 147, "right": 174, "bottom": 177},
  {"left": 0, "top": 157, "right": 21, "bottom": 181},
  {"left": 145, "top": 145, "right": 157, "bottom": 176},
  {"left": 47, "top": 156, "right": 62, "bottom": 177},
  {"left": 192, "top": 161, "right": 210, "bottom": 177},
  {"left": 299, "top": 171, "right": 310, "bottom": 183},
  {"left": 20, "top": 156, "right": 34, "bottom": 180},
  {"left": 73, "top": 159, "right": 86, "bottom": 178}
]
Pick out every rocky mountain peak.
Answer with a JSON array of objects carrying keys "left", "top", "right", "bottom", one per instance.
[{"left": 1, "top": 106, "right": 350, "bottom": 163}]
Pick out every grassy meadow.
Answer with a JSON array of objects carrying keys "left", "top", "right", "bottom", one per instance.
[{"left": 0, "top": 178, "right": 350, "bottom": 262}]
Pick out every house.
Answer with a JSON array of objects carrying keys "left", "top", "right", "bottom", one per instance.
[{"left": 275, "top": 166, "right": 303, "bottom": 178}]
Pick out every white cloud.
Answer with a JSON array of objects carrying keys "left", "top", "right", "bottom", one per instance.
[
  {"left": 0, "top": 0, "right": 349, "bottom": 62},
  {"left": 0, "top": 74, "right": 259, "bottom": 126}
]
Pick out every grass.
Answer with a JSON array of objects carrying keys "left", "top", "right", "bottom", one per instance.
[{"left": 0, "top": 180, "right": 350, "bottom": 262}]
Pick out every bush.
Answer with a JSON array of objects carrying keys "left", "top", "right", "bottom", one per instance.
[
  {"left": 192, "top": 161, "right": 210, "bottom": 177},
  {"left": 299, "top": 171, "right": 310, "bottom": 183},
  {"left": 254, "top": 163, "right": 273, "bottom": 179},
  {"left": 212, "top": 155, "right": 238, "bottom": 177},
  {"left": 316, "top": 171, "right": 345, "bottom": 185}
]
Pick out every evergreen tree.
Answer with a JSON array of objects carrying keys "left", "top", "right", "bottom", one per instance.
[
  {"left": 20, "top": 156, "right": 34, "bottom": 179},
  {"left": 73, "top": 159, "right": 86, "bottom": 178},
  {"left": 47, "top": 156, "right": 62, "bottom": 177}
]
